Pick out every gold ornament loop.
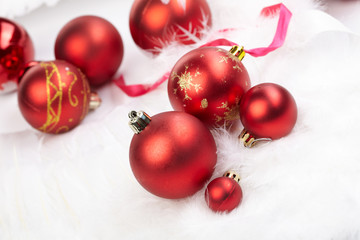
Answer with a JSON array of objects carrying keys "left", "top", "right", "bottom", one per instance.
[
  {"left": 89, "top": 92, "right": 102, "bottom": 110},
  {"left": 223, "top": 170, "right": 241, "bottom": 183},
  {"left": 229, "top": 45, "right": 245, "bottom": 61},
  {"left": 238, "top": 128, "right": 272, "bottom": 148}
]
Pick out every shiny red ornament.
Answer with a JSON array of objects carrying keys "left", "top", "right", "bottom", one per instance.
[
  {"left": 55, "top": 16, "right": 124, "bottom": 87},
  {"left": 168, "top": 46, "right": 250, "bottom": 127},
  {"left": 239, "top": 83, "right": 297, "bottom": 142},
  {"left": 205, "top": 171, "right": 243, "bottom": 213},
  {"left": 129, "top": 110, "right": 217, "bottom": 199},
  {"left": 129, "top": 0, "right": 212, "bottom": 54},
  {"left": 18, "top": 60, "right": 100, "bottom": 134},
  {"left": 0, "top": 17, "right": 34, "bottom": 93}
]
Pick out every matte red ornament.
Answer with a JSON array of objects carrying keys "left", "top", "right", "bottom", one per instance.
[
  {"left": 128, "top": 110, "right": 217, "bottom": 199},
  {"left": 205, "top": 171, "right": 243, "bottom": 213},
  {"left": 18, "top": 60, "right": 101, "bottom": 134},
  {"left": 0, "top": 17, "right": 34, "bottom": 93},
  {"left": 239, "top": 83, "right": 297, "bottom": 146},
  {"left": 129, "top": 0, "right": 212, "bottom": 54},
  {"left": 168, "top": 46, "right": 250, "bottom": 127},
  {"left": 55, "top": 16, "right": 124, "bottom": 87}
]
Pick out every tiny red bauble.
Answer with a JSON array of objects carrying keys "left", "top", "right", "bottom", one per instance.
[
  {"left": 55, "top": 15, "right": 124, "bottom": 87},
  {"left": 129, "top": 0, "right": 212, "bottom": 54},
  {"left": 18, "top": 60, "right": 101, "bottom": 134},
  {"left": 0, "top": 17, "right": 34, "bottom": 93},
  {"left": 239, "top": 83, "right": 297, "bottom": 146},
  {"left": 168, "top": 46, "right": 250, "bottom": 127},
  {"left": 205, "top": 171, "right": 243, "bottom": 213},
  {"left": 129, "top": 110, "right": 217, "bottom": 199}
]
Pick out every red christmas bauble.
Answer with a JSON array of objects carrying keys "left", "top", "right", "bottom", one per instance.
[
  {"left": 168, "top": 46, "right": 250, "bottom": 127},
  {"left": 129, "top": 111, "right": 217, "bottom": 199},
  {"left": 239, "top": 83, "right": 297, "bottom": 140},
  {"left": 129, "top": 0, "right": 212, "bottom": 54},
  {"left": 55, "top": 16, "right": 124, "bottom": 87},
  {"left": 0, "top": 17, "right": 34, "bottom": 94},
  {"left": 205, "top": 172, "right": 243, "bottom": 213},
  {"left": 18, "top": 60, "right": 93, "bottom": 134}
]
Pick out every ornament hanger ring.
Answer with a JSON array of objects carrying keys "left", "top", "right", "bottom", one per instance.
[{"left": 238, "top": 129, "right": 272, "bottom": 148}]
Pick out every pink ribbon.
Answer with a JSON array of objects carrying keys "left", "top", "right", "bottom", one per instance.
[
  {"left": 114, "top": 72, "right": 170, "bottom": 97},
  {"left": 246, "top": 3, "right": 292, "bottom": 57},
  {"left": 114, "top": 3, "right": 292, "bottom": 97}
]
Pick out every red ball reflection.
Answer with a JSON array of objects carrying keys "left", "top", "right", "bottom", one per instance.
[{"left": 0, "top": 17, "right": 34, "bottom": 93}]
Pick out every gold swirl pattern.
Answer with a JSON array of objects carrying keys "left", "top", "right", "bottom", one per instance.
[
  {"left": 79, "top": 70, "right": 90, "bottom": 121},
  {"left": 56, "top": 126, "right": 70, "bottom": 134},
  {"left": 67, "top": 71, "right": 79, "bottom": 107},
  {"left": 38, "top": 62, "right": 64, "bottom": 133}
]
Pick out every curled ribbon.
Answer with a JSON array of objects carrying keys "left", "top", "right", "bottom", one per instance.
[
  {"left": 114, "top": 3, "right": 292, "bottom": 97},
  {"left": 114, "top": 72, "right": 170, "bottom": 97}
]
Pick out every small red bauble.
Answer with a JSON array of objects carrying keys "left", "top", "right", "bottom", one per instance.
[
  {"left": 128, "top": 110, "right": 217, "bottom": 199},
  {"left": 18, "top": 60, "right": 100, "bottom": 134},
  {"left": 0, "top": 17, "right": 34, "bottom": 93},
  {"left": 168, "top": 46, "right": 250, "bottom": 127},
  {"left": 129, "top": 0, "right": 212, "bottom": 54},
  {"left": 239, "top": 83, "right": 297, "bottom": 144},
  {"left": 205, "top": 171, "right": 243, "bottom": 213},
  {"left": 55, "top": 16, "right": 124, "bottom": 87}
]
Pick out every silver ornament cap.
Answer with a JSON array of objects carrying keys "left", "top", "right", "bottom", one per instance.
[{"left": 128, "top": 110, "right": 151, "bottom": 134}]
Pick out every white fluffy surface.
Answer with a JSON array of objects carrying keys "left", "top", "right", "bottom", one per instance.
[
  {"left": 1, "top": 0, "right": 360, "bottom": 239},
  {"left": 0, "top": 0, "right": 60, "bottom": 18}
]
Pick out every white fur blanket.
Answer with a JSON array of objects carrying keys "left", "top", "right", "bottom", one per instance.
[{"left": 1, "top": 0, "right": 360, "bottom": 239}]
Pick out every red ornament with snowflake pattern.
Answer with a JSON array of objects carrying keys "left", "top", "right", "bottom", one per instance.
[
  {"left": 129, "top": 0, "right": 212, "bottom": 54},
  {"left": 168, "top": 46, "right": 250, "bottom": 127}
]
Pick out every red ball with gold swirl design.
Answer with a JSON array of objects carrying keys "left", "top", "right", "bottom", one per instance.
[{"left": 18, "top": 60, "right": 101, "bottom": 134}]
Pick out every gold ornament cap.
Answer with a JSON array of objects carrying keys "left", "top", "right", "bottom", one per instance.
[
  {"left": 229, "top": 45, "right": 245, "bottom": 61},
  {"left": 223, "top": 170, "right": 241, "bottom": 183},
  {"left": 239, "top": 128, "right": 272, "bottom": 148},
  {"left": 89, "top": 92, "right": 102, "bottom": 110},
  {"left": 128, "top": 110, "right": 151, "bottom": 134}
]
